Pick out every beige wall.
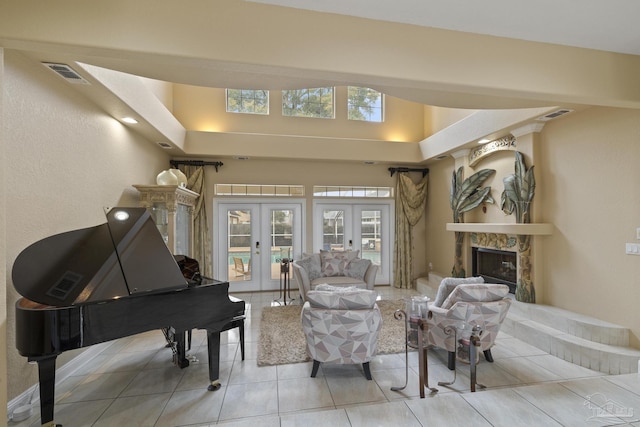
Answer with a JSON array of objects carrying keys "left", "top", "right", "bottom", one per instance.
[
  {"left": 427, "top": 106, "right": 478, "bottom": 135},
  {"left": 424, "top": 107, "right": 640, "bottom": 347},
  {"left": 538, "top": 107, "right": 640, "bottom": 347},
  {"left": 424, "top": 156, "right": 455, "bottom": 277},
  {"left": 3, "top": 51, "right": 171, "bottom": 401},
  {"left": 1, "top": 47, "right": 8, "bottom": 422},
  {"left": 173, "top": 85, "right": 426, "bottom": 142}
]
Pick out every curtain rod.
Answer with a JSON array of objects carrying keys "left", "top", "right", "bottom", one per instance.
[
  {"left": 388, "top": 167, "right": 429, "bottom": 177},
  {"left": 170, "top": 160, "right": 223, "bottom": 172}
]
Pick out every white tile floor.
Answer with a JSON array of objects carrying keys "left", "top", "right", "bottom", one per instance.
[{"left": 12, "top": 286, "right": 640, "bottom": 426}]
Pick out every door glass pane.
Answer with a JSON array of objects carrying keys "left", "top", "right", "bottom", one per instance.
[
  {"left": 175, "top": 204, "right": 191, "bottom": 256},
  {"left": 361, "top": 210, "right": 381, "bottom": 266},
  {"left": 323, "top": 209, "right": 345, "bottom": 251},
  {"left": 228, "top": 209, "right": 251, "bottom": 282},
  {"left": 270, "top": 209, "right": 293, "bottom": 280}
]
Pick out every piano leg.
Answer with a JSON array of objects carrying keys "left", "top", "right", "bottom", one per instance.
[
  {"left": 34, "top": 355, "right": 60, "bottom": 427},
  {"left": 206, "top": 330, "right": 222, "bottom": 391},
  {"left": 174, "top": 331, "right": 190, "bottom": 369}
]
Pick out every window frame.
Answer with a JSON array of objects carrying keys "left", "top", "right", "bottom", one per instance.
[{"left": 226, "top": 89, "right": 270, "bottom": 115}]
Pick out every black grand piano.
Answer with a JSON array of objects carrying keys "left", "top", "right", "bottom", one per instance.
[{"left": 12, "top": 207, "right": 245, "bottom": 427}]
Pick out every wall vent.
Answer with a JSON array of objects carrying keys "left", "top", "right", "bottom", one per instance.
[
  {"left": 537, "top": 109, "right": 573, "bottom": 121},
  {"left": 42, "top": 62, "right": 90, "bottom": 84}
]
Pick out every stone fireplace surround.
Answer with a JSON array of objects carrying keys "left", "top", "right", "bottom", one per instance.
[{"left": 446, "top": 222, "right": 552, "bottom": 301}]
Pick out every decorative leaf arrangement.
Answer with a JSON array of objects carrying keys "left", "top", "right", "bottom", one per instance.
[
  {"left": 500, "top": 151, "right": 535, "bottom": 224},
  {"left": 450, "top": 167, "right": 495, "bottom": 277},
  {"left": 501, "top": 151, "right": 536, "bottom": 303},
  {"left": 450, "top": 168, "right": 496, "bottom": 222}
]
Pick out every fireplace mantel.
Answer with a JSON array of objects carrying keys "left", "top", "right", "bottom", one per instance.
[{"left": 446, "top": 222, "right": 553, "bottom": 235}]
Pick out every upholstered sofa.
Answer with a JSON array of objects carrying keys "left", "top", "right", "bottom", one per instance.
[{"left": 292, "top": 250, "right": 378, "bottom": 301}]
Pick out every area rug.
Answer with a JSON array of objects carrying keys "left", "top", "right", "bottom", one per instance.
[{"left": 257, "top": 299, "right": 408, "bottom": 366}]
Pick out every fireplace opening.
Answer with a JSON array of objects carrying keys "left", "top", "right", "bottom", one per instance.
[{"left": 472, "top": 248, "right": 517, "bottom": 294}]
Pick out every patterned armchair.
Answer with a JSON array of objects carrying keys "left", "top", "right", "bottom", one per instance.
[
  {"left": 426, "top": 281, "right": 511, "bottom": 370},
  {"left": 301, "top": 287, "right": 382, "bottom": 380}
]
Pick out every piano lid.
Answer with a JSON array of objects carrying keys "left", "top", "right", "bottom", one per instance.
[{"left": 12, "top": 207, "right": 188, "bottom": 306}]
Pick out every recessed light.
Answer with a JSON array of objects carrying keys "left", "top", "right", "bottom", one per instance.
[
  {"left": 364, "top": 161, "right": 378, "bottom": 165},
  {"left": 234, "top": 156, "right": 250, "bottom": 160},
  {"left": 113, "top": 210, "right": 130, "bottom": 221},
  {"left": 478, "top": 138, "right": 492, "bottom": 144},
  {"left": 121, "top": 117, "right": 138, "bottom": 124}
]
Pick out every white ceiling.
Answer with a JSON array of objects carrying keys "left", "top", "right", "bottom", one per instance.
[{"left": 249, "top": 0, "right": 640, "bottom": 56}]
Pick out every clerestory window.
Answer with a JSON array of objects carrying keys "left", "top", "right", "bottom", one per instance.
[
  {"left": 347, "top": 86, "right": 383, "bottom": 122},
  {"left": 226, "top": 89, "right": 269, "bottom": 115},
  {"left": 282, "top": 87, "right": 334, "bottom": 119}
]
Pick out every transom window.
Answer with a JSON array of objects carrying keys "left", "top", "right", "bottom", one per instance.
[
  {"left": 226, "top": 89, "right": 269, "bottom": 115},
  {"left": 348, "top": 86, "right": 383, "bottom": 122},
  {"left": 216, "top": 184, "right": 304, "bottom": 197},
  {"left": 313, "top": 186, "right": 393, "bottom": 198},
  {"left": 282, "top": 88, "right": 334, "bottom": 119}
]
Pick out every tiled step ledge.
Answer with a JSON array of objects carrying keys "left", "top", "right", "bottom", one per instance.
[
  {"left": 416, "top": 274, "right": 640, "bottom": 375},
  {"left": 508, "top": 299, "right": 629, "bottom": 346},
  {"left": 502, "top": 315, "right": 640, "bottom": 374}
]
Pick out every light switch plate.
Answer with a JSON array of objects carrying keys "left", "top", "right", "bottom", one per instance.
[
  {"left": 626, "top": 243, "right": 640, "bottom": 255},
  {"left": 637, "top": 228, "right": 640, "bottom": 240}
]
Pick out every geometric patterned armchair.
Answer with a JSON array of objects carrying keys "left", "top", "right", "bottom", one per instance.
[
  {"left": 301, "top": 286, "right": 382, "bottom": 380},
  {"left": 426, "top": 281, "right": 511, "bottom": 370}
]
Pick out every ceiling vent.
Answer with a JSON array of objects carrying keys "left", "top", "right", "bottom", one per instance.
[
  {"left": 42, "top": 63, "right": 90, "bottom": 85},
  {"left": 537, "top": 109, "right": 573, "bottom": 121},
  {"left": 157, "top": 142, "right": 173, "bottom": 149}
]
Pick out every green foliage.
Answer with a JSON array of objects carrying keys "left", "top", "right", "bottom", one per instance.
[
  {"left": 500, "top": 152, "right": 535, "bottom": 223},
  {"left": 450, "top": 167, "right": 496, "bottom": 222},
  {"left": 347, "top": 87, "right": 382, "bottom": 121},
  {"left": 226, "top": 89, "right": 269, "bottom": 114},
  {"left": 282, "top": 88, "right": 334, "bottom": 118}
]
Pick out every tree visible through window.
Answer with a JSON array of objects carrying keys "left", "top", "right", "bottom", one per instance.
[
  {"left": 226, "top": 89, "right": 269, "bottom": 114},
  {"left": 348, "top": 87, "right": 383, "bottom": 122},
  {"left": 282, "top": 88, "right": 334, "bottom": 118}
]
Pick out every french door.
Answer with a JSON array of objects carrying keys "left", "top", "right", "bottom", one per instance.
[
  {"left": 215, "top": 200, "right": 303, "bottom": 292},
  {"left": 313, "top": 201, "right": 393, "bottom": 285}
]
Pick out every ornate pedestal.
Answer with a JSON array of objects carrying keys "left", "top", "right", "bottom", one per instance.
[{"left": 133, "top": 185, "right": 199, "bottom": 256}]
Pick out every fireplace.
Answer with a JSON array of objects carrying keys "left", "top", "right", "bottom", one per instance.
[{"left": 472, "top": 247, "right": 517, "bottom": 294}]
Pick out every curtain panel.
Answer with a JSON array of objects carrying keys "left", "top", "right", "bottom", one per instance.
[
  {"left": 394, "top": 173, "right": 428, "bottom": 289},
  {"left": 179, "top": 165, "right": 213, "bottom": 278}
]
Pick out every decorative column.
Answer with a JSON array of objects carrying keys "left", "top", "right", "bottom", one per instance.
[
  {"left": 451, "top": 150, "right": 470, "bottom": 277},
  {"left": 509, "top": 124, "right": 544, "bottom": 303}
]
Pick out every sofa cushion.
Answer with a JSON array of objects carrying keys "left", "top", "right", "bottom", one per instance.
[
  {"left": 321, "top": 257, "right": 350, "bottom": 277},
  {"left": 441, "top": 283, "right": 510, "bottom": 310},
  {"left": 433, "top": 276, "right": 485, "bottom": 308},
  {"left": 319, "top": 250, "right": 360, "bottom": 277},
  {"left": 344, "top": 258, "right": 372, "bottom": 280},
  {"left": 296, "top": 255, "right": 323, "bottom": 281},
  {"left": 311, "top": 276, "right": 366, "bottom": 288},
  {"left": 319, "top": 249, "right": 360, "bottom": 261},
  {"left": 306, "top": 287, "right": 377, "bottom": 310}
]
